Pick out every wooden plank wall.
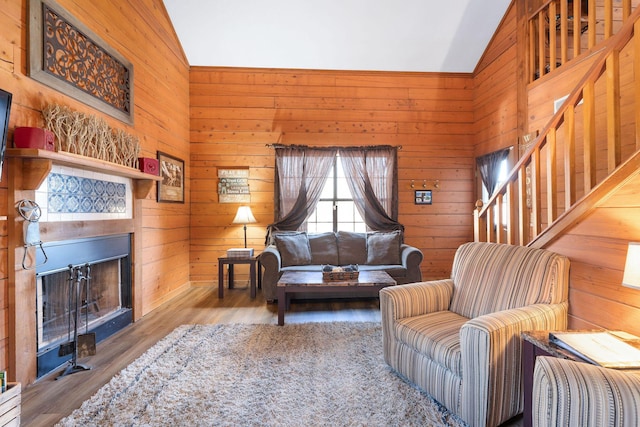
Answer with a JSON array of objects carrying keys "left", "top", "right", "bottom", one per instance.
[
  {"left": 0, "top": 0, "right": 190, "bottom": 378},
  {"left": 473, "top": 3, "right": 519, "bottom": 159},
  {"left": 189, "top": 68, "right": 477, "bottom": 284}
]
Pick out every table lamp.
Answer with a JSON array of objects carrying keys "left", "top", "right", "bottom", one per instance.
[
  {"left": 622, "top": 242, "right": 640, "bottom": 289},
  {"left": 232, "top": 206, "right": 257, "bottom": 248}
]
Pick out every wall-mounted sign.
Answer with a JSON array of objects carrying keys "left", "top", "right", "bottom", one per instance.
[{"left": 218, "top": 168, "right": 250, "bottom": 203}]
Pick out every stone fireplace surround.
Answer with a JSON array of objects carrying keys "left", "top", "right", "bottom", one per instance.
[{"left": 7, "top": 148, "right": 161, "bottom": 386}]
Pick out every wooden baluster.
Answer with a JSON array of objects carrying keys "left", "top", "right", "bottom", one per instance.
[
  {"left": 588, "top": 0, "right": 596, "bottom": 48},
  {"left": 560, "top": 0, "right": 568, "bottom": 65},
  {"left": 546, "top": 128, "right": 557, "bottom": 225},
  {"left": 583, "top": 81, "right": 597, "bottom": 191},
  {"left": 518, "top": 165, "right": 529, "bottom": 245},
  {"left": 539, "top": 10, "right": 547, "bottom": 78},
  {"left": 530, "top": 19, "right": 537, "bottom": 81},
  {"left": 573, "top": 0, "right": 582, "bottom": 58},
  {"left": 606, "top": 50, "right": 621, "bottom": 172},
  {"left": 550, "top": 2, "right": 558, "bottom": 72},
  {"left": 531, "top": 147, "right": 542, "bottom": 239},
  {"left": 604, "top": 0, "right": 613, "bottom": 39},
  {"left": 623, "top": 0, "right": 632, "bottom": 21},
  {"left": 564, "top": 107, "right": 576, "bottom": 209},
  {"left": 506, "top": 181, "right": 516, "bottom": 245},
  {"left": 496, "top": 193, "right": 503, "bottom": 244}
]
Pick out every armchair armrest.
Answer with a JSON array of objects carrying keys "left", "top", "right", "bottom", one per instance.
[
  {"left": 533, "top": 356, "right": 640, "bottom": 427},
  {"left": 459, "top": 302, "right": 568, "bottom": 427},
  {"left": 380, "top": 279, "right": 454, "bottom": 321}
]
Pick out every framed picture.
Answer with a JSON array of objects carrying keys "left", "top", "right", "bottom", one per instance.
[
  {"left": 157, "top": 152, "right": 184, "bottom": 203},
  {"left": 415, "top": 190, "right": 432, "bottom": 205}
]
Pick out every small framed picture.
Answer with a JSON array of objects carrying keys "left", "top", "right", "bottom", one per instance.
[
  {"left": 157, "top": 151, "right": 184, "bottom": 203},
  {"left": 415, "top": 190, "right": 432, "bottom": 205}
]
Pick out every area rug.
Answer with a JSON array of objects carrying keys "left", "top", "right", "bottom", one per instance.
[{"left": 57, "top": 322, "right": 465, "bottom": 426}]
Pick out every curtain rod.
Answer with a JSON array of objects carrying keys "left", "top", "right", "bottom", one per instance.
[{"left": 265, "top": 144, "right": 402, "bottom": 150}]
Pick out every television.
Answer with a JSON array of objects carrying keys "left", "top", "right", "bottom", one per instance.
[{"left": 0, "top": 88, "right": 11, "bottom": 181}]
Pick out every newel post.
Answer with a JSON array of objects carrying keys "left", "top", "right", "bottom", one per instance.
[{"left": 474, "top": 200, "right": 486, "bottom": 242}]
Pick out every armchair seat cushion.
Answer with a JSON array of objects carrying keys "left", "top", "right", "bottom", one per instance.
[{"left": 396, "top": 311, "right": 467, "bottom": 376}]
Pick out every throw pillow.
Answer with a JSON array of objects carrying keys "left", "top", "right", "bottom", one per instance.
[
  {"left": 274, "top": 232, "right": 312, "bottom": 267},
  {"left": 366, "top": 230, "right": 402, "bottom": 265},
  {"left": 308, "top": 232, "right": 338, "bottom": 265},
  {"left": 336, "top": 231, "right": 367, "bottom": 265}
]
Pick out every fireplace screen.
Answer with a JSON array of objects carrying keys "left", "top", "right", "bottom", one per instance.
[{"left": 37, "top": 258, "right": 125, "bottom": 352}]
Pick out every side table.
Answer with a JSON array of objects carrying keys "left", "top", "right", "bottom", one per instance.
[{"left": 218, "top": 256, "right": 261, "bottom": 299}]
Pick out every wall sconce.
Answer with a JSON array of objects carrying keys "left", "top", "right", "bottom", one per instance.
[{"left": 623, "top": 242, "right": 640, "bottom": 289}]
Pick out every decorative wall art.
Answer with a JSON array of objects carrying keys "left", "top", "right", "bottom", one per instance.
[
  {"left": 157, "top": 152, "right": 184, "bottom": 203},
  {"left": 28, "top": 0, "right": 134, "bottom": 124},
  {"left": 218, "top": 168, "right": 250, "bottom": 203},
  {"left": 414, "top": 190, "right": 432, "bottom": 205}
]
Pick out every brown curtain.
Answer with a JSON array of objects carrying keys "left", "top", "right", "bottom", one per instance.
[
  {"left": 267, "top": 145, "right": 336, "bottom": 241},
  {"left": 339, "top": 146, "right": 403, "bottom": 233}
]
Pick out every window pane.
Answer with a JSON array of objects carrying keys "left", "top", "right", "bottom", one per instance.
[{"left": 320, "top": 166, "right": 335, "bottom": 199}]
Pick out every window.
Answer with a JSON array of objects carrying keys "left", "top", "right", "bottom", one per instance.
[{"left": 306, "top": 154, "right": 366, "bottom": 233}]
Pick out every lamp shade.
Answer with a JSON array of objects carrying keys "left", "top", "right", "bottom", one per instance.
[
  {"left": 232, "top": 206, "right": 257, "bottom": 225},
  {"left": 622, "top": 242, "right": 640, "bottom": 289}
]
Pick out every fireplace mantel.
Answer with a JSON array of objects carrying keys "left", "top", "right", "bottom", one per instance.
[{"left": 6, "top": 148, "right": 161, "bottom": 198}]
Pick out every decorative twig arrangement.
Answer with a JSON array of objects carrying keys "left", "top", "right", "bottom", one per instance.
[{"left": 42, "top": 104, "right": 140, "bottom": 168}]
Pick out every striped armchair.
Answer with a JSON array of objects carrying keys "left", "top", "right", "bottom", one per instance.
[
  {"left": 533, "top": 356, "right": 640, "bottom": 427},
  {"left": 380, "top": 242, "right": 570, "bottom": 427}
]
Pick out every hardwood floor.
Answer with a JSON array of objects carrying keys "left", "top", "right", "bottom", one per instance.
[{"left": 21, "top": 286, "right": 382, "bottom": 426}]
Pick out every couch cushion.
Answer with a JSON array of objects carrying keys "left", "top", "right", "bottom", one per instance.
[
  {"left": 274, "top": 232, "right": 312, "bottom": 267},
  {"left": 308, "top": 232, "right": 339, "bottom": 265},
  {"left": 366, "top": 231, "right": 402, "bottom": 265},
  {"left": 395, "top": 311, "right": 468, "bottom": 377},
  {"left": 336, "top": 231, "right": 367, "bottom": 265}
]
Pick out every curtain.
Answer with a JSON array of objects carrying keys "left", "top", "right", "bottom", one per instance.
[
  {"left": 267, "top": 146, "right": 336, "bottom": 240},
  {"left": 477, "top": 148, "right": 510, "bottom": 197},
  {"left": 339, "top": 146, "right": 403, "bottom": 233}
]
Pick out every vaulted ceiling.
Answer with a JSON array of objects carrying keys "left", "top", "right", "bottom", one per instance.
[{"left": 163, "top": 0, "right": 512, "bottom": 73}]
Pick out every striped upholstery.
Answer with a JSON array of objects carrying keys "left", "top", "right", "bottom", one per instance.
[
  {"left": 533, "top": 356, "right": 640, "bottom": 427},
  {"left": 380, "top": 242, "right": 570, "bottom": 427}
]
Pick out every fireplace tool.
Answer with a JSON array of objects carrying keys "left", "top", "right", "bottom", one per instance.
[
  {"left": 57, "top": 264, "right": 96, "bottom": 379},
  {"left": 17, "top": 199, "right": 48, "bottom": 270}
]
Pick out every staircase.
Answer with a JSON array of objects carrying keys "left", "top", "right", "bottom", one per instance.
[{"left": 474, "top": 3, "right": 640, "bottom": 248}]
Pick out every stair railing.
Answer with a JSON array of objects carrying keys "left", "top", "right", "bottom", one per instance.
[
  {"left": 475, "top": 5, "right": 640, "bottom": 246},
  {"left": 529, "top": 0, "right": 635, "bottom": 82}
]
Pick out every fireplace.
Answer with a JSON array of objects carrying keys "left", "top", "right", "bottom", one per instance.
[{"left": 35, "top": 234, "right": 132, "bottom": 378}]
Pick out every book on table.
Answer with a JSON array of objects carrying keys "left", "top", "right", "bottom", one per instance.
[{"left": 549, "top": 330, "right": 640, "bottom": 369}]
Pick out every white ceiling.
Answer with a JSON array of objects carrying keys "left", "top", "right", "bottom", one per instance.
[{"left": 163, "top": 0, "right": 511, "bottom": 73}]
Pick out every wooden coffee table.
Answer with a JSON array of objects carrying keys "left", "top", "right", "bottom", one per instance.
[{"left": 276, "top": 270, "right": 396, "bottom": 325}]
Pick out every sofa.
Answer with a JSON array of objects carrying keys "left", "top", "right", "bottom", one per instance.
[
  {"left": 533, "top": 356, "right": 640, "bottom": 427},
  {"left": 259, "top": 230, "right": 423, "bottom": 302},
  {"left": 380, "top": 242, "right": 570, "bottom": 427}
]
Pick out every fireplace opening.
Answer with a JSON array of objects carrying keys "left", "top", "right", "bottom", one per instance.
[{"left": 35, "top": 234, "right": 132, "bottom": 378}]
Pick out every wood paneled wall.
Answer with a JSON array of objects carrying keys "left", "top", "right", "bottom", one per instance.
[
  {"left": 0, "top": 0, "right": 190, "bottom": 381},
  {"left": 473, "top": 3, "right": 519, "bottom": 158},
  {"left": 189, "top": 68, "right": 477, "bottom": 283}
]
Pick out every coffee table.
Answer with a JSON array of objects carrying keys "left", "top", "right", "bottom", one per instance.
[{"left": 276, "top": 270, "right": 397, "bottom": 325}]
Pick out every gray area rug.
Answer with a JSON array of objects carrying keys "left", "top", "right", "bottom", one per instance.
[{"left": 57, "top": 322, "right": 465, "bottom": 426}]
